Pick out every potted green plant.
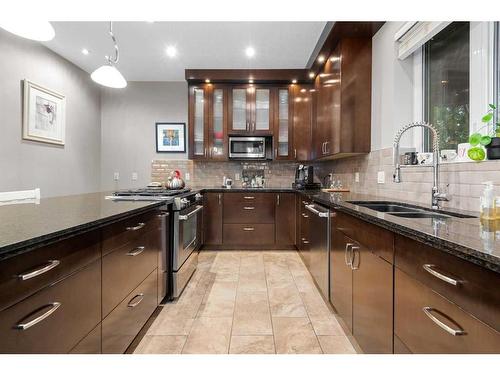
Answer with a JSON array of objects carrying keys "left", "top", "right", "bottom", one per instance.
[{"left": 468, "top": 104, "right": 500, "bottom": 161}]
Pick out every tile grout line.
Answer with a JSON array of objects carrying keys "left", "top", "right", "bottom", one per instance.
[
  {"left": 227, "top": 252, "right": 241, "bottom": 354},
  {"left": 263, "top": 252, "right": 278, "bottom": 354}
]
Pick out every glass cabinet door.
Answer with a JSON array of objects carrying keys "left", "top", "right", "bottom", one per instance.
[
  {"left": 211, "top": 88, "right": 225, "bottom": 158},
  {"left": 254, "top": 88, "right": 270, "bottom": 131},
  {"left": 277, "top": 88, "right": 290, "bottom": 157},
  {"left": 193, "top": 88, "right": 205, "bottom": 156},
  {"left": 232, "top": 88, "right": 247, "bottom": 131}
]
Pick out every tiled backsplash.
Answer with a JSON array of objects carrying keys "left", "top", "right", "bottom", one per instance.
[
  {"left": 314, "top": 148, "right": 500, "bottom": 212},
  {"left": 151, "top": 160, "right": 298, "bottom": 188}
]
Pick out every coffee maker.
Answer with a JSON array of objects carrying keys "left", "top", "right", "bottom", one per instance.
[{"left": 292, "top": 165, "right": 320, "bottom": 190}]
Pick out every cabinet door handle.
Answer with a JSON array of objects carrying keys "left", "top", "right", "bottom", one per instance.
[
  {"left": 18, "top": 260, "right": 60, "bottom": 281},
  {"left": 15, "top": 302, "right": 61, "bottom": 330},
  {"left": 302, "top": 240, "right": 309, "bottom": 244},
  {"left": 302, "top": 213, "right": 309, "bottom": 218},
  {"left": 127, "top": 246, "right": 145, "bottom": 257},
  {"left": 325, "top": 141, "right": 329, "bottom": 154},
  {"left": 127, "top": 293, "right": 145, "bottom": 308},
  {"left": 422, "top": 264, "right": 461, "bottom": 286},
  {"left": 350, "top": 246, "right": 360, "bottom": 270},
  {"left": 243, "top": 227, "right": 255, "bottom": 231},
  {"left": 218, "top": 193, "right": 222, "bottom": 205},
  {"left": 275, "top": 148, "right": 278, "bottom": 158},
  {"left": 294, "top": 149, "right": 297, "bottom": 159},
  {"left": 422, "top": 307, "right": 466, "bottom": 336},
  {"left": 344, "top": 243, "right": 353, "bottom": 266},
  {"left": 126, "top": 222, "right": 145, "bottom": 231},
  {"left": 243, "top": 206, "right": 255, "bottom": 210},
  {"left": 243, "top": 196, "right": 255, "bottom": 200},
  {"left": 277, "top": 194, "right": 280, "bottom": 206}
]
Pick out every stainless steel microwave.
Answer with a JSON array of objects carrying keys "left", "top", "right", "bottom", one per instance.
[{"left": 229, "top": 137, "right": 266, "bottom": 159}]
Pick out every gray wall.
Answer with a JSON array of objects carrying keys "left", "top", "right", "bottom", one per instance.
[
  {"left": 0, "top": 29, "right": 101, "bottom": 198},
  {"left": 100, "top": 81, "right": 188, "bottom": 191}
]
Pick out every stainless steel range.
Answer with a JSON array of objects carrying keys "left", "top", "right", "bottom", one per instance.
[{"left": 109, "top": 187, "right": 202, "bottom": 300}]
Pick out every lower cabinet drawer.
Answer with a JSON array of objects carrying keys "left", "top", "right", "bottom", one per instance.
[
  {"left": 69, "top": 324, "right": 101, "bottom": 354},
  {"left": 102, "top": 269, "right": 158, "bottom": 354},
  {"left": 0, "top": 260, "right": 101, "bottom": 354},
  {"left": 102, "top": 229, "right": 159, "bottom": 317},
  {"left": 223, "top": 224, "right": 275, "bottom": 245},
  {"left": 223, "top": 202, "right": 275, "bottom": 224},
  {"left": 395, "top": 268, "right": 500, "bottom": 353}
]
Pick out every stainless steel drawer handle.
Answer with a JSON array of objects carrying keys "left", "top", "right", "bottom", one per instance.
[
  {"left": 243, "top": 196, "right": 255, "bottom": 200},
  {"left": 127, "top": 246, "right": 145, "bottom": 257},
  {"left": 344, "top": 243, "right": 353, "bottom": 266},
  {"left": 179, "top": 205, "right": 204, "bottom": 220},
  {"left": 302, "top": 240, "right": 310, "bottom": 244},
  {"left": 243, "top": 206, "right": 255, "bottom": 210},
  {"left": 15, "top": 302, "right": 61, "bottom": 330},
  {"left": 127, "top": 293, "right": 145, "bottom": 308},
  {"left": 305, "top": 204, "right": 330, "bottom": 218},
  {"left": 18, "top": 260, "right": 61, "bottom": 281},
  {"left": 350, "top": 246, "right": 360, "bottom": 270},
  {"left": 243, "top": 227, "right": 255, "bottom": 231},
  {"left": 126, "top": 222, "right": 145, "bottom": 231},
  {"left": 422, "top": 307, "right": 466, "bottom": 336},
  {"left": 422, "top": 264, "right": 461, "bottom": 286}
]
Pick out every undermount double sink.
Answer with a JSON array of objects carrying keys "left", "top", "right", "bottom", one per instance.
[{"left": 346, "top": 201, "right": 477, "bottom": 219}]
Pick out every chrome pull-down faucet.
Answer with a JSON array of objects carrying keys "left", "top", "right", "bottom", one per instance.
[{"left": 392, "top": 122, "right": 449, "bottom": 209}]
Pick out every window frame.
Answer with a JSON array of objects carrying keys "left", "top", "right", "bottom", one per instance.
[{"left": 412, "top": 22, "right": 497, "bottom": 155}]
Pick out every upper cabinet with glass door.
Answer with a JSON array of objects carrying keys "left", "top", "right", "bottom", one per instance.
[
  {"left": 209, "top": 86, "right": 228, "bottom": 160},
  {"left": 188, "top": 85, "right": 208, "bottom": 159},
  {"left": 274, "top": 87, "right": 294, "bottom": 160},
  {"left": 229, "top": 85, "right": 273, "bottom": 135}
]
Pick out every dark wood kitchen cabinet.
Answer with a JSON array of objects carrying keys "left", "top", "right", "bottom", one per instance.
[
  {"left": 188, "top": 84, "right": 228, "bottom": 160},
  {"left": 394, "top": 234, "right": 500, "bottom": 353},
  {"left": 203, "top": 192, "right": 223, "bottom": 245},
  {"left": 330, "top": 210, "right": 394, "bottom": 353},
  {"left": 297, "top": 196, "right": 311, "bottom": 267},
  {"left": 229, "top": 85, "right": 273, "bottom": 135},
  {"left": 292, "top": 84, "right": 313, "bottom": 161},
  {"left": 275, "top": 193, "right": 296, "bottom": 245},
  {"left": 273, "top": 87, "right": 294, "bottom": 160},
  {"left": 314, "top": 38, "right": 371, "bottom": 159}
]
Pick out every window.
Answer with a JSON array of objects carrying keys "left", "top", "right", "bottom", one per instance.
[{"left": 423, "top": 22, "right": 470, "bottom": 151}]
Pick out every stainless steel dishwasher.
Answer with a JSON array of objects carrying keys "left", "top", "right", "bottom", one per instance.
[{"left": 305, "top": 202, "right": 330, "bottom": 299}]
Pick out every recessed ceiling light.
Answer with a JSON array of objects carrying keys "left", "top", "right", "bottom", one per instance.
[
  {"left": 300, "top": 88, "right": 306, "bottom": 93},
  {"left": 245, "top": 46, "right": 256, "bottom": 58},
  {"left": 205, "top": 79, "right": 211, "bottom": 83},
  {"left": 81, "top": 48, "right": 90, "bottom": 55},
  {"left": 165, "top": 45, "right": 177, "bottom": 58},
  {"left": 291, "top": 79, "right": 297, "bottom": 84},
  {"left": 317, "top": 55, "right": 325, "bottom": 63},
  {"left": 308, "top": 72, "right": 315, "bottom": 79}
]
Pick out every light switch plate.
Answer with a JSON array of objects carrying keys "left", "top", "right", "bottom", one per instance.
[
  {"left": 377, "top": 171, "right": 385, "bottom": 184},
  {"left": 235, "top": 173, "right": 240, "bottom": 181},
  {"left": 113, "top": 172, "right": 119, "bottom": 181},
  {"left": 355, "top": 172, "right": 360, "bottom": 183},
  {"left": 185, "top": 172, "right": 190, "bottom": 181},
  {"left": 132, "top": 172, "right": 138, "bottom": 181}
]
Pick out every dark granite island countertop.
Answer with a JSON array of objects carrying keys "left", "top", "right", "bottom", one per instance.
[
  {"left": 298, "top": 190, "right": 500, "bottom": 274},
  {"left": 0, "top": 192, "right": 167, "bottom": 261}
]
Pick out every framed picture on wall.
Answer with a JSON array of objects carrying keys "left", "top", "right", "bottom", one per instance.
[
  {"left": 22, "top": 79, "right": 66, "bottom": 145},
  {"left": 155, "top": 122, "right": 186, "bottom": 153}
]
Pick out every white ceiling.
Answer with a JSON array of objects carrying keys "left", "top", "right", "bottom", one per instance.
[{"left": 43, "top": 22, "right": 326, "bottom": 81}]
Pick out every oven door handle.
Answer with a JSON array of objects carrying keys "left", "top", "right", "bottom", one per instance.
[{"left": 179, "top": 205, "right": 203, "bottom": 221}]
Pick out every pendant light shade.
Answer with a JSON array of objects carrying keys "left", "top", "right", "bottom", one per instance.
[
  {"left": 91, "top": 22, "right": 127, "bottom": 89},
  {"left": 91, "top": 64, "right": 127, "bottom": 88},
  {"left": 0, "top": 20, "right": 55, "bottom": 41}
]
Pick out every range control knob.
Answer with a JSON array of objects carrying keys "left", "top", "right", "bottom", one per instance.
[
  {"left": 195, "top": 193, "right": 202, "bottom": 200},
  {"left": 180, "top": 198, "right": 189, "bottom": 205}
]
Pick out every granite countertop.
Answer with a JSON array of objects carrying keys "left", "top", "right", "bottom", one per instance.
[
  {"left": 196, "top": 187, "right": 296, "bottom": 193},
  {"left": 298, "top": 190, "right": 500, "bottom": 273},
  {"left": 0, "top": 192, "right": 167, "bottom": 261}
]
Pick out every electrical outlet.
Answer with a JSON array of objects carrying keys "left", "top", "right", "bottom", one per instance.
[
  {"left": 113, "top": 172, "right": 119, "bottom": 181},
  {"left": 132, "top": 172, "right": 138, "bottom": 181},
  {"left": 235, "top": 173, "right": 240, "bottom": 181},
  {"left": 355, "top": 172, "right": 360, "bottom": 183},
  {"left": 377, "top": 171, "right": 385, "bottom": 184},
  {"left": 185, "top": 172, "right": 190, "bottom": 181}
]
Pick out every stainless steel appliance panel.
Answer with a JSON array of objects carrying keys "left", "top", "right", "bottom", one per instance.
[
  {"left": 229, "top": 137, "right": 266, "bottom": 159},
  {"left": 306, "top": 203, "right": 330, "bottom": 299}
]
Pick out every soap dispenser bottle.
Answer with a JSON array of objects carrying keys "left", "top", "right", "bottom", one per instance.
[{"left": 480, "top": 181, "right": 495, "bottom": 220}]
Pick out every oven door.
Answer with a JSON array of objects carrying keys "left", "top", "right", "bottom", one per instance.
[
  {"left": 229, "top": 137, "right": 266, "bottom": 159},
  {"left": 174, "top": 204, "right": 203, "bottom": 271}
]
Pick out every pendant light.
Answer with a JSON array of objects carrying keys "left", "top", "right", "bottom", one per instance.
[
  {"left": 0, "top": 20, "right": 55, "bottom": 41},
  {"left": 91, "top": 22, "right": 127, "bottom": 89}
]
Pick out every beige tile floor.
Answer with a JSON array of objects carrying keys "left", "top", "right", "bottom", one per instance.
[{"left": 134, "top": 250, "right": 357, "bottom": 354}]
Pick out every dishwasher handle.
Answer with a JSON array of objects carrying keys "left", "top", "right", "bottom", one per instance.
[{"left": 305, "top": 204, "right": 329, "bottom": 218}]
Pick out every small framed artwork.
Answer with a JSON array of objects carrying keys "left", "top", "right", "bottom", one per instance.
[
  {"left": 22, "top": 79, "right": 66, "bottom": 145},
  {"left": 155, "top": 122, "right": 186, "bottom": 153}
]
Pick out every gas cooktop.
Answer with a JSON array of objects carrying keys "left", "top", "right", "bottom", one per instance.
[{"left": 113, "top": 187, "right": 191, "bottom": 197}]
